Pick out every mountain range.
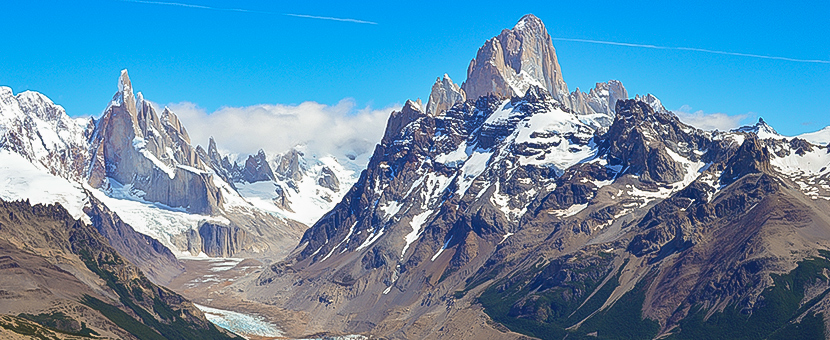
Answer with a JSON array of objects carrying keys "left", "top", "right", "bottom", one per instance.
[{"left": 1, "top": 13, "right": 830, "bottom": 340}]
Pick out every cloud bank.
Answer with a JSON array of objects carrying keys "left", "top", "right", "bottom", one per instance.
[
  {"left": 166, "top": 99, "right": 397, "bottom": 167},
  {"left": 673, "top": 104, "right": 751, "bottom": 131}
]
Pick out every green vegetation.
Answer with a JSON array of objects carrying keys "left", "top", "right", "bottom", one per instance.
[
  {"left": 18, "top": 311, "right": 98, "bottom": 337},
  {"left": 76, "top": 242, "right": 238, "bottom": 340},
  {"left": 0, "top": 315, "right": 67, "bottom": 340},
  {"left": 668, "top": 255, "right": 830, "bottom": 340},
  {"left": 577, "top": 274, "right": 660, "bottom": 340},
  {"left": 477, "top": 257, "right": 650, "bottom": 340},
  {"left": 464, "top": 262, "right": 506, "bottom": 293},
  {"left": 480, "top": 252, "right": 830, "bottom": 339},
  {"left": 81, "top": 295, "right": 166, "bottom": 340},
  {"left": 768, "top": 313, "right": 826, "bottom": 340}
]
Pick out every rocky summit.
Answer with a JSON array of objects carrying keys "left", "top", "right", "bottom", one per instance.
[
  {"left": 1, "top": 11, "right": 830, "bottom": 340},
  {"left": 244, "top": 14, "right": 830, "bottom": 340}
]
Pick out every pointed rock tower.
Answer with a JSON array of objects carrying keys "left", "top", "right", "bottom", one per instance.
[
  {"left": 87, "top": 70, "right": 223, "bottom": 214},
  {"left": 425, "top": 74, "right": 466, "bottom": 115},
  {"left": 462, "top": 14, "right": 570, "bottom": 103}
]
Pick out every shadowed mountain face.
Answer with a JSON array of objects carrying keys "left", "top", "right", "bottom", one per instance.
[
  {"left": 246, "top": 14, "right": 830, "bottom": 340},
  {"left": 0, "top": 199, "right": 240, "bottom": 339}
]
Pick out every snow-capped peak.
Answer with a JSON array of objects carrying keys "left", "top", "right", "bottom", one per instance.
[
  {"left": 118, "top": 69, "right": 132, "bottom": 95},
  {"left": 112, "top": 69, "right": 136, "bottom": 111},
  {"left": 0, "top": 87, "right": 91, "bottom": 181},
  {"left": 797, "top": 125, "right": 830, "bottom": 146},
  {"left": 404, "top": 99, "right": 423, "bottom": 112},
  {"left": 733, "top": 117, "right": 782, "bottom": 139},
  {"left": 513, "top": 14, "right": 541, "bottom": 31},
  {"left": 634, "top": 93, "right": 668, "bottom": 114}
]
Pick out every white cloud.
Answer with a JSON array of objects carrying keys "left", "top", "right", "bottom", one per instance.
[
  {"left": 165, "top": 99, "right": 398, "bottom": 167},
  {"left": 673, "top": 105, "right": 752, "bottom": 131}
]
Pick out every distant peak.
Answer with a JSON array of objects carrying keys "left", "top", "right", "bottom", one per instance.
[
  {"left": 426, "top": 74, "right": 465, "bottom": 115},
  {"left": 118, "top": 69, "right": 132, "bottom": 94},
  {"left": 731, "top": 116, "right": 780, "bottom": 139},
  {"left": 110, "top": 69, "right": 136, "bottom": 111},
  {"left": 463, "top": 14, "right": 568, "bottom": 104},
  {"left": 756, "top": 117, "right": 780, "bottom": 136},
  {"left": 404, "top": 99, "right": 423, "bottom": 112},
  {"left": 754, "top": 117, "right": 775, "bottom": 130},
  {"left": 515, "top": 14, "right": 542, "bottom": 31},
  {"left": 633, "top": 93, "right": 667, "bottom": 114}
]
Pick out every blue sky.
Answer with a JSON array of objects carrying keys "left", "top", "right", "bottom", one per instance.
[{"left": 1, "top": 0, "right": 829, "bottom": 136}]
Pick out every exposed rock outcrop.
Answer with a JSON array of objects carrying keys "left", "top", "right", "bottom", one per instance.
[
  {"left": 720, "top": 135, "right": 772, "bottom": 186},
  {"left": 426, "top": 74, "right": 466, "bottom": 116},
  {"left": 569, "top": 80, "right": 628, "bottom": 125},
  {"left": 87, "top": 70, "right": 223, "bottom": 214},
  {"left": 317, "top": 166, "right": 340, "bottom": 192},
  {"left": 84, "top": 194, "right": 184, "bottom": 285},
  {"left": 0, "top": 87, "right": 92, "bottom": 181},
  {"left": 242, "top": 149, "right": 276, "bottom": 183},
  {"left": 274, "top": 149, "right": 305, "bottom": 183},
  {"left": 197, "top": 222, "right": 247, "bottom": 257},
  {"left": 462, "top": 14, "right": 569, "bottom": 104},
  {"left": 0, "top": 198, "right": 237, "bottom": 339},
  {"left": 600, "top": 99, "right": 710, "bottom": 183}
]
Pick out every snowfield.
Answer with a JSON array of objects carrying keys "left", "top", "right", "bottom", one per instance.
[{"left": 0, "top": 150, "right": 90, "bottom": 223}]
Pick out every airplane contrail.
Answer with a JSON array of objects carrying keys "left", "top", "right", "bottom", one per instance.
[
  {"left": 119, "top": 0, "right": 378, "bottom": 25},
  {"left": 283, "top": 13, "right": 377, "bottom": 25},
  {"left": 551, "top": 37, "right": 830, "bottom": 64}
]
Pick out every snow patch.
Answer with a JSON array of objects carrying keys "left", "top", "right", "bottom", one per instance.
[
  {"left": 490, "top": 182, "right": 527, "bottom": 222},
  {"left": 132, "top": 137, "right": 176, "bottom": 179},
  {"left": 771, "top": 147, "right": 830, "bottom": 176},
  {"left": 456, "top": 148, "right": 493, "bottom": 196},
  {"left": 401, "top": 211, "right": 431, "bottom": 257},
  {"left": 798, "top": 126, "right": 830, "bottom": 146},
  {"left": 431, "top": 235, "right": 453, "bottom": 261},
  {"left": 550, "top": 203, "right": 588, "bottom": 217},
  {"left": 0, "top": 151, "right": 90, "bottom": 223},
  {"left": 88, "top": 179, "right": 228, "bottom": 257},
  {"left": 321, "top": 221, "right": 357, "bottom": 262},
  {"left": 356, "top": 227, "right": 385, "bottom": 251},
  {"left": 380, "top": 201, "right": 402, "bottom": 220},
  {"left": 499, "top": 232, "right": 514, "bottom": 244},
  {"left": 434, "top": 141, "right": 468, "bottom": 168}
]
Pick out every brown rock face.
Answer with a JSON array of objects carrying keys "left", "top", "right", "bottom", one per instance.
[
  {"left": 569, "top": 80, "right": 629, "bottom": 121},
  {"left": 84, "top": 194, "right": 184, "bottom": 285},
  {"left": 242, "top": 149, "right": 276, "bottom": 183},
  {"left": 243, "top": 13, "right": 830, "bottom": 340},
  {"left": 87, "top": 70, "right": 223, "bottom": 214},
  {"left": 317, "top": 166, "right": 340, "bottom": 192},
  {"left": 274, "top": 149, "right": 305, "bottom": 183},
  {"left": 0, "top": 199, "right": 236, "bottom": 339},
  {"left": 720, "top": 135, "right": 773, "bottom": 186},
  {"left": 426, "top": 74, "right": 467, "bottom": 116},
  {"left": 196, "top": 222, "right": 247, "bottom": 257},
  {"left": 462, "top": 14, "right": 569, "bottom": 104},
  {"left": 601, "top": 99, "right": 711, "bottom": 183}
]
